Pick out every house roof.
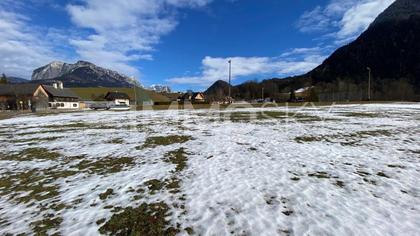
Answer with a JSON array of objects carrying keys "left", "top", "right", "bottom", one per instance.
[
  {"left": 70, "top": 87, "right": 171, "bottom": 103},
  {"left": 0, "top": 84, "right": 40, "bottom": 96},
  {"left": 192, "top": 93, "right": 204, "bottom": 99},
  {"left": 42, "top": 85, "right": 79, "bottom": 98},
  {"left": 105, "top": 91, "right": 130, "bottom": 100},
  {"left": 179, "top": 93, "right": 192, "bottom": 100},
  {"left": 180, "top": 92, "right": 204, "bottom": 100}
]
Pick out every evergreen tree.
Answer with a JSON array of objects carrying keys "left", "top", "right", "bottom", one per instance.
[
  {"left": 289, "top": 89, "right": 296, "bottom": 101},
  {"left": 0, "top": 74, "right": 7, "bottom": 84},
  {"left": 307, "top": 88, "right": 319, "bottom": 102}
]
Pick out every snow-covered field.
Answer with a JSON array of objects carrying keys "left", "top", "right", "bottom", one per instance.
[{"left": 0, "top": 103, "right": 419, "bottom": 235}]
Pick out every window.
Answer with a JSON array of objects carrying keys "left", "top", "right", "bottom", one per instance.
[
  {"left": 73, "top": 103, "right": 77, "bottom": 107},
  {"left": 60, "top": 103, "right": 64, "bottom": 107}
]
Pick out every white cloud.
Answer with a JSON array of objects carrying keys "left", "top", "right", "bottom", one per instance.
[
  {"left": 167, "top": 47, "right": 328, "bottom": 87},
  {"left": 168, "top": 0, "right": 395, "bottom": 89},
  {"left": 297, "top": 0, "right": 395, "bottom": 42},
  {"left": 66, "top": 0, "right": 213, "bottom": 78},
  {"left": 337, "top": 0, "right": 395, "bottom": 39},
  {"left": 0, "top": 10, "right": 61, "bottom": 78}
]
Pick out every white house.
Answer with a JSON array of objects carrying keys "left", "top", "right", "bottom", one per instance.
[
  {"left": 41, "top": 82, "right": 80, "bottom": 109},
  {"left": 104, "top": 92, "right": 130, "bottom": 106}
]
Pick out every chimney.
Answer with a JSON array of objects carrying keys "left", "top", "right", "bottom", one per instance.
[
  {"left": 58, "top": 81, "right": 63, "bottom": 89},
  {"left": 53, "top": 82, "right": 58, "bottom": 89}
]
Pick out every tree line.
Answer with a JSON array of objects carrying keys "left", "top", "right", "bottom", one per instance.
[{"left": 0, "top": 74, "right": 8, "bottom": 84}]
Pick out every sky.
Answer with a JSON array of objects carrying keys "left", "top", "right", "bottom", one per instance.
[{"left": 0, "top": 0, "right": 395, "bottom": 91}]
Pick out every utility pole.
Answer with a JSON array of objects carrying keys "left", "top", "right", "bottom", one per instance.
[
  {"left": 262, "top": 87, "right": 264, "bottom": 100},
  {"left": 228, "top": 60, "right": 232, "bottom": 101},
  {"left": 367, "top": 67, "right": 371, "bottom": 101},
  {"left": 132, "top": 76, "right": 138, "bottom": 110}
]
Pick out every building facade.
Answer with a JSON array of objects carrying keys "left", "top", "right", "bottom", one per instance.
[
  {"left": 104, "top": 92, "right": 130, "bottom": 106},
  {"left": 0, "top": 82, "right": 80, "bottom": 111},
  {"left": 42, "top": 82, "right": 80, "bottom": 109}
]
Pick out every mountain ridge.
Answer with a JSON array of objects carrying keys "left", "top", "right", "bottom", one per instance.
[
  {"left": 205, "top": 0, "right": 420, "bottom": 101},
  {"left": 31, "top": 61, "right": 139, "bottom": 88}
]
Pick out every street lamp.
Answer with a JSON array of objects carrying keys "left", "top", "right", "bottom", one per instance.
[{"left": 367, "top": 67, "right": 371, "bottom": 101}]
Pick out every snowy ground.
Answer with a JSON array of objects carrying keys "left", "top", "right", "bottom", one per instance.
[{"left": 0, "top": 103, "right": 419, "bottom": 235}]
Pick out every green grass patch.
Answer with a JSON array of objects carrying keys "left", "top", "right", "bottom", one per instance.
[
  {"left": 223, "top": 111, "right": 323, "bottom": 123},
  {"left": 294, "top": 129, "right": 393, "bottom": 145},
  {"left": 20, "top": 148, "right": 61, "bottom": 160},
  {"left": 8, "top": 136, "right": 61, "bottom": 144},
  {"left": 108, "top": 138, "right": 124, "bottom": 144},
  {"left": 355, "top": 170, "right": 371, "bottom": 177},
  {"left": 0, "top": 170, "right": 60, "bottom": 204},
  {"left": 0, "top": 148, "right": 61, "bottom": 161},
  {"left": 282, "top": 210, "right": 294, "bottom": 216},
  {"left": 295, "top": 136, "right": 324, "bottom": 143},
  {"left": 139, "top": 135, "right": 192, "bottom": 149},
  {"left": 340, "top": 112, "right": 381, "bottom": 118},
  {"left": 355, "top": 130, "right": 392, "bottom": 137},
  {"left": 15, "top": 129, "right": 61, "bottom": 136},
  {"left": 165, "top": 177, "right": 181, "bottom": 194},
  {"left": 387, "top": 164, "right": 405, "bottom": 169},
  {"left": 308, "top": 171, "right": 331, "bottom": 179},
  {"left": 44, "top": 122, "right": 115, "bottom": 130},
  {"left": 185, "top": 227, "right": 194, "bottom": 235},
  {"left": 99, "top": 202, "right": 180, "bottom": 236},
  {"left": 143, "top": 177, "right": 182, "bottom": 195},
  {"left": 122, "top": 124, "right": 154, "bottom": 133},
  {"left": 0, "top": 166, "right": 76, "bottom": 204},
  {"left": 44, "top": 122, "right": 90, "bottom": 129},
  {"left": 164, "top": 148, "right": 189, "bottom": 173},
  {"left": 377, "top": 172, "right": 390, "bottom": 178},
  {"left": 334, "top": 180, "right": 345, "bottom": 188},
  {"left": 99, "top": 188, "right": 115, "bottom": 200},
  {"left": 144, "top": 179, "right": 165, "bottom": 194},
  {"left": 73, "top": 156, "right": 134, "bottom": 175},
  {"left": 31, "top": 214, "right": 63, "bottom": 235}
]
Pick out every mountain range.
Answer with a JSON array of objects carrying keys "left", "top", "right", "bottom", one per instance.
[
  {"left": 30, "top": 61, "right": 139, "bottom": 88},
  {"left": 148, "top": 85, "right": 172, "bottom": 93},
  {"left": 3, "top": 77, "right": 28, "bottom": 84},
  {"left": 3, "top": 0, "right": 419, "bottom": 100},
  {"left": 206, "top": 0, "right": 420, "bottom": 101}
]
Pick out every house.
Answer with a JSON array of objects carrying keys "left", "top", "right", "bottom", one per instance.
[
  {"left": 192, "top": 92, "right": 205, "bottom": 102},
  {"left": 289, "top": 86, "right": 314, "bottom": 102},
  {"left": 0, "top": 81, "right": 80, "bottom": 111},
  {"left": 179, "top": 92, "right": 206, "bottom": 102},
  {"left": 0, "top": 84, "right": 42, "bottom": 110},
  {"left": 41, "top": 82, "right": 80, "bottom": 109},
  {"left": 104, "top": 92, "right": 130, "bottom": 106}
]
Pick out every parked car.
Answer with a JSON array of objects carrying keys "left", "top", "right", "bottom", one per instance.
[
  {"left": 90, "top": 103, "right": 108, "bottom": 110},
  {"left": 108, "top": 104, "right": 130, "bottom": 111}
]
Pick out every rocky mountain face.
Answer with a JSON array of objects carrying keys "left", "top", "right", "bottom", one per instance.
[
  {"left": 205, "top": 0, "right": 420, "bottom": 101},
  {"left": 31, "top": 61, "right": 139, "bottom": 87},
  {"left": 32, "top": 61, "right": 73, "bottom": 81},
  {"left": 149, "top": 85, "right": 172, "bottom": 93}
]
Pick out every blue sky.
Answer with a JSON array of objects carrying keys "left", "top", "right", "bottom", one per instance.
[{"left": 0, "top": 0, "right": 394, "bottom": 91}]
